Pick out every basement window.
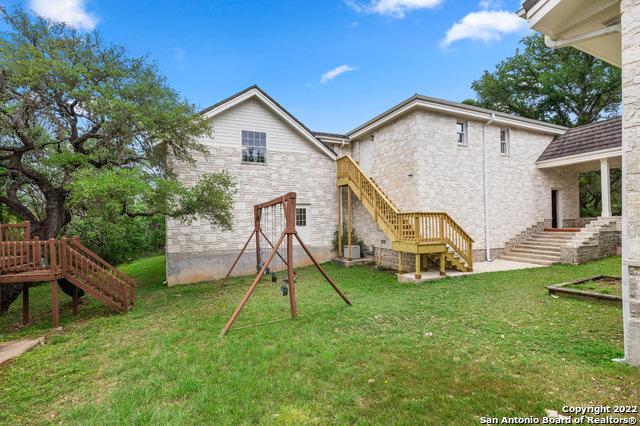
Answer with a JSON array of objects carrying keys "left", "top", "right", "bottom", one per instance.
[
  {"left": 500, "top": 129, "right": 510, "bottom": 156},
  {"left": 296, "top": 208, "right": 307, "bottom": 227},
  {"left": 456, "top": 122, "right": 467, "bottom": 146},
  {"left": 241, "top": 130, "right": 267, "bottom": 163}
]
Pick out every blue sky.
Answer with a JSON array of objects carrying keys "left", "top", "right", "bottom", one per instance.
[{"left": 14, "top": 0, "right": 531, "bottom": 133}]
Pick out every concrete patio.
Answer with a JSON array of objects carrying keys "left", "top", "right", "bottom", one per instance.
[{"left": 398, "top": 259, "right": 546, "bottom": 283}]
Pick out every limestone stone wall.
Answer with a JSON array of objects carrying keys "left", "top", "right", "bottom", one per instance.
[
  {"left": 166, "top": 100, "right": 337, "bottom": 285},
  {"left": 347, "top": 108, "right": 579, "bottom": 263},
  {"left": 622, "top": 0, "right": 640, "bottom": 366}
]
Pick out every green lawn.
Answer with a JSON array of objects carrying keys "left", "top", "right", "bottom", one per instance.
[{"left": 0, "top": 256, "right": 638, "bottom": 424}]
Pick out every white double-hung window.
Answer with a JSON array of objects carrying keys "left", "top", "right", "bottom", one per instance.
[
  {"left": 241, "top": 130, "right": 267, "bottom": 163},
  {"left": 456, "top": 122, "right": 467, "bottom": 146},
  {"left": 500, "top": 129, "right": 510, "bottom": 155}
]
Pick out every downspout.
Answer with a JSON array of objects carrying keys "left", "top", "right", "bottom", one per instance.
[{"left": 483, "top": 113, "right": 496, "bottom": 261}]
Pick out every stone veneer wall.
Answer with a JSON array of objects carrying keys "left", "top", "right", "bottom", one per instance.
[
  {"left": 622, "top": 0, "right": 640, "bottom": 366},
  {"left": 348, "top": 109, "right": 580, "bottom": 267},
  {"left": 167, "top": 148, "right": 336, "bottom": 284}
]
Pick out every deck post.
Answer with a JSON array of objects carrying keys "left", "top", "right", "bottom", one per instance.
[
  {"left": 22, "top": 283, "right": 29, "bottom": 325},
  {"left": 51, "top": 280, "right": 59, "bottom": 327},
  {"left": 72, "top": 285, "right": 79, "bottom": 316},
  {"left": 439, "top": 251, "right": 446, "bottom": 276},
  {"left": 415, "top": 253, "right": 422, "bottom": 280},
  {"left": 337, "top": 186, "right": 342, "bottom": 258},
  {"left": 347, "top": 188, "right": 352, "bottom": 260}
]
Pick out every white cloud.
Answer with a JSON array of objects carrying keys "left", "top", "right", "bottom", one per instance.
[
  {"left": 320, "top": 65, "right": 357, "bottom": 84},
  {"left": 441, "top": 10, "right": 527, "bottom": 47},
  {"left": 29, "top": 0, "right": 98, "bottom": 30},
  {"left": 346, "top": 0, "right": 442, "bottom": 18},
  {"left": 478, "top": 0, "right": 502, "bottom": 9}
]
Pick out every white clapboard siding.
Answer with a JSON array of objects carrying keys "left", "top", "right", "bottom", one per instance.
[{"left": 197, "top": 98, "right": 320, "bottom": 155}]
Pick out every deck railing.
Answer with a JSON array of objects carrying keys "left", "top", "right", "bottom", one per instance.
[
  {"left": 337, "top": 155, "right": 474, "bottom": 269},
  {"left": 0, "top": 224, "right": 135, "bottom": 312}
]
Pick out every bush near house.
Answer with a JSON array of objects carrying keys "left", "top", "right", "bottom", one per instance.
[{"left": 0, "top": 256, "right": 637, "bottom": 424}]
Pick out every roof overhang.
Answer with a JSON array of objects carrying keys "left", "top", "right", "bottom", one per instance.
[
  {"left": 536, "top": 146, "right": 622, "bottom": 168},
  {"left": 348, "top": 96, "right": 567, "bottom": 140},
  {"left": 519, "top": 0, "right": 622, "bottom": 67},
  {"left": 202, "top": 87, "right": 336, "bottom": 159}
]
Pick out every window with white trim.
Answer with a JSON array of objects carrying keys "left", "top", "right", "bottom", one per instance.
[
  {"left": 500, "top": 128, "right": 510, "bottom": 155},
  {"left": 456, "top": 122, "right": 467, "bottom": 146},
  {"left": 295, "top": 208, "right": 307, "bottom": 227},
  {"left": 241, "top": 130, "right": 266, "bottom": 163}
]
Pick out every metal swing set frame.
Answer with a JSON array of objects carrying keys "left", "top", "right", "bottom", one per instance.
[{"left": 220, "top": 192, "right": 351, "bottom": 335}]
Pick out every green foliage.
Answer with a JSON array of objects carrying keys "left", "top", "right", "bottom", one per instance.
[
  {"left": 332, "top": 225, "right": 365, "bottom": 254},
  {"left": 467, "top": 34, "right": 621, "bottom": 127},
  {"left": 0, "top": 7, "right": 236, "bottom": 310},
  {"left": 0, "top": 6, "right": 235, "bottom": 238},
  {"left": 67, "top": 215, "right": 165, "bottom": 265},
  {"left": 579, "top": 169, "right": 622, "bottom": 217}
]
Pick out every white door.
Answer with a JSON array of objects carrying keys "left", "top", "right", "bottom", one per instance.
[
  {"left": 295, "top": 204, "right": 311, "bottom": 244},
  {"left": 358, "top": 139, "right": 373, "bottom": 175}
]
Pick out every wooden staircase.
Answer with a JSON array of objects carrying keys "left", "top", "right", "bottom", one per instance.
[
  {"left": 0, "top": 222, "right": 135, "bottom": 326},
  {"left": 336, "top": 156, "right": 474, "bottom": 278}
]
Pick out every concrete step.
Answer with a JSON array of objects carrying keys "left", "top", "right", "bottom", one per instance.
[
  {"left": 534, "top": 234, "right": 575, "bottom": 241},
  {"left": 503, "top": 251, "right": 560, "bottom": 262},
  {"left": 540, "top": 232, "right": 576, "bottom": 237},
  {"left": 517, "top": 244, "right": 562, "bottom": 253},
  {"left": 500, "top": 255, "right": 558, "bottom": 265},
  {"left": 523, "top": 238, "right": 566, "bottom": 246},
  {"left": 510, "top": 246, "right": 561, "bottom": 255}
]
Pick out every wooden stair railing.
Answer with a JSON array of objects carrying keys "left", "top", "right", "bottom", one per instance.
[
  {"left": 337, "top": 155, "right": 474, "bottom": 272},
  {"left": 63, "top": 238, "right": 135, "bottom": 312}
]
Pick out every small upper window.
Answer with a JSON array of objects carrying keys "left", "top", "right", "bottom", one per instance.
[
  {"left": 295, "top": 208, "right": 307, "bottom": 227},
  {"left": 456, "top": 122, "right": 467, "bottom": 146},
  {"left": 242, "top": 130, "right": 266, "bottom": 163},
  {"left": 500, "top": 129, "right": 510, "bottom": 155}
]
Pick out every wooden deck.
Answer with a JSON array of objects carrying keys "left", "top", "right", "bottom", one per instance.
[{"left": 0, "top": 221, "right": 135, "bottom": 327}]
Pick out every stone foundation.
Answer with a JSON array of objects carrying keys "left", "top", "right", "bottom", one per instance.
[
  {"left": 166, "top": 245, "right": 333, "bottom": 285},
  {"left": 561, "top": 230, "right": 621, "bottom": 265}
]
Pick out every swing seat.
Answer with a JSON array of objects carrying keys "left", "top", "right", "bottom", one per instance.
[{"left": 280, "top": 285, "right": 288, "bottom": 296}]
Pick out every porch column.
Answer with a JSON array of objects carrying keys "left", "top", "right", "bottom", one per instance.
[
  {"left": 621, "top": 0, "right": 640, "bottom": 366},
  {"left": 600, "top": 158, "right": 612, "bottom": 217}
]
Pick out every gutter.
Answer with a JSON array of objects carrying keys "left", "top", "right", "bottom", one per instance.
[{"left": 483, "top": 113, "right": 496, "bottom": 261}]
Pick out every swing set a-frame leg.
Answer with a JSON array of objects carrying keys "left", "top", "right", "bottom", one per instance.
[
  {"left": 219, "top": 229, "right": 255, "bottom": 288},
  {"left": 294, "top": 231, "right": 352, "bottom": 306},
  {"left": 221, "top": 231, "right": 287, "bottom": 335}
]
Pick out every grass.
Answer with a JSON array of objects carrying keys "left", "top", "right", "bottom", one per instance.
[
  {"left": 0, "top": 256, "right": 638, "bottom": 424},
  {"left": 567, "top": 277, "right": 622, "bottom": 297}
]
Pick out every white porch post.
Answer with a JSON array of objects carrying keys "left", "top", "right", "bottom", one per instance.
[{"left": 600, "top": 157, "right": 612, "bottom": 217}]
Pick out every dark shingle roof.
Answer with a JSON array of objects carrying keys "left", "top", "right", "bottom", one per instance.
[
  {"left": 312, "top": 131, "right": 350, "bottom": 140},
  {"left": 537, "top": 117, "right": 622, "bottom": 163},
  {"left": 522, "top": 0, "right": 540, "bottom": 11}
]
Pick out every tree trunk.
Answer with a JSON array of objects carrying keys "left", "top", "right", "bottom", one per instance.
[{"left": 0, "top": 195, "right": 69, "bottom": 315}]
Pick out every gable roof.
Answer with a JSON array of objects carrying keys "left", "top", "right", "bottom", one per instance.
[
  {"left": 346, "top": 94, "right": 568, "bottom": 140},
  {"left": 536, "top": 117, "right": 622, "bottom": 163},
  {"left": 200, "top": 85, "right": 336, "bottom": 158}
]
